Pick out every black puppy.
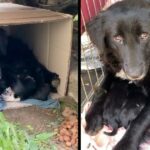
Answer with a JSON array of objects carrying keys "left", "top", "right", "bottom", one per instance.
[
  {"left": 119, "top": 85, "right": 147, "bottom": 129},
  {"left": 85, "top": 86, "right": 107, "bottom": 136},
  {"left": 103, "top": 81, "right": 147, "bottom": 136},
  {"left": 85, "top": 72, "right": 114, "bottom": 136},
  {"left": 103, "top": 79, "right": 128, "bottom": 136}
]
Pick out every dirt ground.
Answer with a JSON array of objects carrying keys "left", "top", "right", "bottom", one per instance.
[{"left": 3, "top": 96, "right": 78, "bottom": 150}]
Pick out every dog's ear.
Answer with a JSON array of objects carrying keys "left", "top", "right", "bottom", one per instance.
[{"left": 86, "top": 12, "right": 106, "bottom": 52}]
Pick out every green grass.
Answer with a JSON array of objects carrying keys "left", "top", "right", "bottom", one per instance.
[
  {"left": 0, "top": 112, "right": 57, "bottom": 150},
  {"left": 73, "top": 15, "right": 78, "bottom": 21}
]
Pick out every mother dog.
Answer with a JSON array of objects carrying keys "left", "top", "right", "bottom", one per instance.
[{"left": 86, "top": 0, "right": 150, "bottom": 150}]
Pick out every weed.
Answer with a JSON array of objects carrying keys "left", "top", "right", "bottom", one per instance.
[{"left": 0, "top": 112, "right": 57, "bottom": 150}]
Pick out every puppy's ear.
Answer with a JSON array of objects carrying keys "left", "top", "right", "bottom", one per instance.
[{"left": 86, "top": 12, "right": 106, "bottom": 52}]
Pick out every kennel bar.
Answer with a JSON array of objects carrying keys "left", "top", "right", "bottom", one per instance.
[{"left": 81, "top": 0, "right": 122, "bottom": 108}]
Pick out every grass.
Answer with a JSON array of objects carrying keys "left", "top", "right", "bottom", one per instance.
[
  {"left": 73, "top": 15, "right": 78, "bottom": 21},
  {"left": 0, "top": 112, "right": 57, "bottom": 150},
  {"left": 59, "top": 97, "right": 78, "bottom": 112}
]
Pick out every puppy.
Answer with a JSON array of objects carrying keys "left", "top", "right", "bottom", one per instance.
[
  {"left": 85, "top": 87, "right": 107, "bottom": 136},
  {"left": 119, "top": 85, "right": 147, "bottom": 129},
  {"left": 103, "top": 80, "right": 147, "bottom": 136},
  {"left": 103, "top": 79, "right": 128, "bottom": 136}
]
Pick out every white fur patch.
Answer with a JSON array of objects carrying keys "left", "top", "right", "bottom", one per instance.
[
  {"left": 115, "top": 69, "right": 128, "bottom": 80},
  {"left": 115, "top": 69, "right": 145, "bottom": 82},
  {"left": 1, "top": 87, "right": 20, "bottom": 102}
]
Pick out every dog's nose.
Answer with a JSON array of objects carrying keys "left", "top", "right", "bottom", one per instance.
[{"left": 124, "top": 63, "right": 144, "bottom": 80}]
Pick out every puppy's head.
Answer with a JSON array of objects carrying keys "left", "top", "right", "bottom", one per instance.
[{"left": 87, "top": 6, "right": 150, "bottom": 81}]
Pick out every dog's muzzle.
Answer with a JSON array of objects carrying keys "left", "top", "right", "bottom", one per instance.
[{"left": 116, "top": 69, "right": 145, "bottom": 81}]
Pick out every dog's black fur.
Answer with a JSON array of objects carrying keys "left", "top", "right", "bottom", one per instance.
[
  {"left": 0, "top": 29, "right": 60, "bottom": 100},
  {"left": 119, "top": 84, "right": 147, "bottom": 129},
  {"left": 103, "top": 79, "right": 147, "bottom": 136},
  {"left": 85, "top": 73, "right": 114, "bottom": 135},
  {"left": 103, "top": 79, "right": 128, "bottom": 136},
  {"left": 86, "top": 0, "right": 150, "bottom": 150}
]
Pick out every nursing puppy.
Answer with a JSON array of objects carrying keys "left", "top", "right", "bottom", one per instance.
[
  {"left": 103, "top": 81, "right": 147, "bottom": 136},
  {"left": 119, "top": 84, "right": 147, "bottom": 129},
  {"left": 103, "top": 79, "right": 128, "bottom": 136}
]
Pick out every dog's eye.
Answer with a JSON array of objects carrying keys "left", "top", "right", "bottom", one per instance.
[
  {"left": 139, "top": 32, "right": 149, "bottom": 41},
  {"left": 113, "top": 35, "right": 124, "bottom": 44}
]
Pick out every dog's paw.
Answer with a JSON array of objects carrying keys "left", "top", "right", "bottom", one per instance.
[
  {"left": 51, "top": 78, "right": 60, "bottom": 88},
  {"left": 50, "top": 73, "right": 60, "bottom": 88}
]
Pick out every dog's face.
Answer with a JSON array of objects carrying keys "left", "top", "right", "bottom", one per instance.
[{"left": 87, "top": 8, "right": 150, "bottom": 81}]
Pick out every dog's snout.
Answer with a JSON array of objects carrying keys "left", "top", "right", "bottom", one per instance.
[{"left": 124, "top": 62, "right": 145, "bottom": 80}]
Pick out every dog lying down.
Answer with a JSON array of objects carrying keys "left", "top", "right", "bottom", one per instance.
[{"left": 81, "top": 102, "right": 150, "bottom": 150}]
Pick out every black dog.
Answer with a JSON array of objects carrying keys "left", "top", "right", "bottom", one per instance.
[
  {"left": 86, "top": 0, "right": 150, "bottom": 149},
  {"left": 0, "top": 29, "right": 60, "bottom": 100}
]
